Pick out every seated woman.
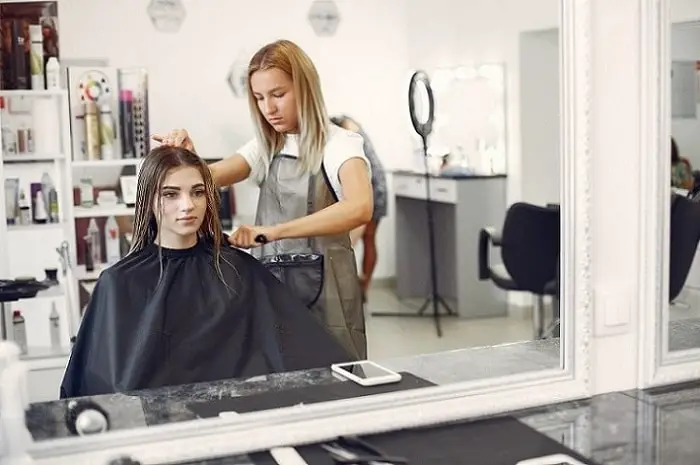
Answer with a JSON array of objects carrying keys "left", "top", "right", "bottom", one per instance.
[{"left": 60, "top": 146, "right": 353, "bottom": 399}]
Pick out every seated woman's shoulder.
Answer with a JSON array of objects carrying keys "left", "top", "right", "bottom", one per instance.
[{"left": 218, "top": 244, "right": 260, "bottom": 266}]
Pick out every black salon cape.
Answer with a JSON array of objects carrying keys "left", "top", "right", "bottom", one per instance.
[{"left": 59, "top": 241, "right": 353, "bottom": 399}]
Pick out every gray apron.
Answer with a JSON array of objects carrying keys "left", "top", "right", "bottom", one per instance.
[{"left": 252, "top": 154, "right": 367, "bottom": 360}]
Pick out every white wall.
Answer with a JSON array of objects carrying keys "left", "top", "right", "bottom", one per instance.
[
  {"left": 671, "top": 22, "right": 700, "bottom": 169},
  {"left": 519, "top": 29, "right": 560, "bottom": 206},
  {"left": 30, "top": 0, "right": 562, "bottom": 283},
  {"left": 405, "top": 0, "right": 560, "bottom": 209},
  {"left": 51, "top": 0, "right": 412, "bottom": 280}
]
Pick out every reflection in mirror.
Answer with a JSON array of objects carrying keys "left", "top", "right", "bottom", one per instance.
[
  {"left": 667, "top": 10, "right": 700, "bottom": 353},
  {"left": 0, "top": 0, "right": 566, "bottom": 447}
]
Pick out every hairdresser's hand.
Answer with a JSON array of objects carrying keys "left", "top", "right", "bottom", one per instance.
[
  {"left": 151, "top": 129, "right": 196, "bottom": 152},
  {"left": 230, "top": 225, "right": 280, "bottom": 249}
]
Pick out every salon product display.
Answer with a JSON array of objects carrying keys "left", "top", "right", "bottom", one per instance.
[
  {"left": 3, "top": 173, "right": 60, "bottom": 225},
  {"left": 0, "top": 3, "right": 60, "bottom": 91},
  {"left": 75, "top": 215, "right": 125, "bottom": 269},
  {"left": 0, "top": 96, "right": 39, "bottom": 157},
  {"left": 67, "top": 66, "right": 150, "bottom": 161}
]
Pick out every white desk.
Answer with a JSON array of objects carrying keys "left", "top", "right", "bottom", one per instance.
[{"left": 393, "top": 171, "right": 508, "bottom": 319}]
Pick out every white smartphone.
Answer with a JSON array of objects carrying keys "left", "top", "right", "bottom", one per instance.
[
  {"left": 330, "top": 360, "right": 402, "bottom": 386},
  {"left": 516, "top": 454, "right": 588, "bottom": 465}
]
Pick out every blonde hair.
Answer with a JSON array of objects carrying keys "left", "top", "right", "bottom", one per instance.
[{"left": 246, "top": 39, "right": 329, "bottom": 174}]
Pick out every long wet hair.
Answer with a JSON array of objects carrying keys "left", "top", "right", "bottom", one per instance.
[
  {"left": 130, "top": 145, "right": 229, "bottom": 282},
  {"left": 246, "top": 39, "right": 330, "bottom": 175},
  {"left": 671, "top": 137, "right": 680, "bottom": 164}
]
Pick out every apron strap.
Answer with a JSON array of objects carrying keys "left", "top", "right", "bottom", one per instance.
[{"left": 306, "top": 162, "right": 337, "bottom": 250}]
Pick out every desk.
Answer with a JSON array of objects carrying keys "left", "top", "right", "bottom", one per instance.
[{"left": 394, "top": 171, "right": 508, "bottom": 319}]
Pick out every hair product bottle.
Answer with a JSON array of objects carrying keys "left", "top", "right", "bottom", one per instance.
[
  {"left": 99, "top": 104, "right": 116, "bottom": 159},
  {"left": 84, "top": 101, "right": 101, "bottom": 160},
  {"left": 87, "top": 218, "right": 101, "bottom": 265},
  {"left": 84, "top": 235, "right": 95, "bottom": 272},
  {"left": 34, "top": 190, "right": 48, "bottom": 224},
  {"left": 45, "top": 57, "right": 60, "bottom": 90},
  {"left": 49, "top": 302, "right": 61, "bottom": 350},
  {"left": 29, "top": 25, "right": 44, "bottom": 90},
  {"left": 104, "top": 216, "right": 120, "bottom": 265},
  {"left": 119, "top": 90, "right": 135, "bottom": 158},
  {"left": 12, "top": 310, "right": 27, "bottom": 354}
]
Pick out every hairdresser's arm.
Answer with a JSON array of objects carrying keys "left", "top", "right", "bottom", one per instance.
[
  {"left": 231, "top": 158, "right": 372, "bottom": 247},
  {"left": 152, "top": 130, "right": 251, "bottom": 185}
]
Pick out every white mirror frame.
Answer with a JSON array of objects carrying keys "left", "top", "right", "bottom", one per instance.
[
  {"left": 20, "top": 2, "right": 594, "bottom": 463},
  {"left": 638, "top": 0, "right": 700, "bottom": 388}
]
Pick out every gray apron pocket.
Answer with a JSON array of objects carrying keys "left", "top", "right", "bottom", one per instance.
[{"left": 259, "top": 253, "right": 324, "bottom": 308}]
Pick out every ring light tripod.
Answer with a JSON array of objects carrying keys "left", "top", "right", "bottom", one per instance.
[{"left": 371, "top": 70, "right": 456, "bottom": 337}]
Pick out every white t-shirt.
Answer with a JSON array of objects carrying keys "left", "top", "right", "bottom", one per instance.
[{"left": 235, "top": 125, "right": 370, "bottom": 200}]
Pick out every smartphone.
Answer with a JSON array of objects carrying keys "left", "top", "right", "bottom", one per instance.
[
  {"left": 516, "top": 454, "right": 588, "bottom": 465},
  {"left": 330, "top": 360, "right": 402, "bottom": 386}
]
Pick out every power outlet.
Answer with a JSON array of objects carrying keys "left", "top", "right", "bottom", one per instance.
[{"left": 594, "top": 288, "right": 632, "bottom": 336}]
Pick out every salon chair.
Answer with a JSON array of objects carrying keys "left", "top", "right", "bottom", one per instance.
[
  {"left": 669, "top": 194, "right": 700, "bottom": 303},
  {"left": 478, "top": 202, "right": 560, "bottom": 339}
]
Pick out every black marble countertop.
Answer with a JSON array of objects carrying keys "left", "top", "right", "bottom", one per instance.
[
  {"left": 25, "top": 338, "right": 562, "bottom": 442},
  {"left": 24, "top": 338, "right": 700, "bottom": 464},
  {"left": 28, "top": 378, "right": 700, "bottom": 465},
  {"left": 26, "top": 368, "right": 341, "bottom": 441}
]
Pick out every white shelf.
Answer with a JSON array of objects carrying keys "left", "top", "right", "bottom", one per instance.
[
  {"left": 73, "top": 204, "right": 135, "bottom": 218},
  {"left": 20, "top": 346, "right": 70, "bottom": 370},
  {"left": 7, "top": 222, "right": 64, "bottom": 232},
  {"left": 2, "top": 153, "right": 65, "bottom": 163},
  {"left": 72, "top": 158, "right": 142, "bottom": 168},
  {"left": 0, "top": 89, "right": 66, "bottom": 98},
  {"left": 74, "top": 263, "right": 110, "bottom": 281},
  {"left": 19, "top": 345, "right": 70, "bottom": 362}
]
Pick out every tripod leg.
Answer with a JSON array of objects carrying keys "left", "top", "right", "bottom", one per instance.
[
  {"left": 433, "top": 308, "right": 443, "bottom": 338},
  {"left": 417, "top": 297, "right": 430, "bottom": 315},
  {"left": 533, "top": 296, "right": 545, "bottom": 339},
  {"left": 437, "top": 295, "right": 457, "bottom": 315}
]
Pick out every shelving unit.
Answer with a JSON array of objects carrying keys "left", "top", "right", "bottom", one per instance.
[
  {"left": 0, "top": 83, "right": 140, "bottom": 400},
  {"left": 0, "top": 89, "right": 78, "bottom": 392}
]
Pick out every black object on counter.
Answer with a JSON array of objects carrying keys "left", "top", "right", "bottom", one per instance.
[
  {"left": 187, "top": 372, "right": 434, "bottom": 418},
  {"left": 44, "top": 268, "right": 58, "bottom": 283},
  {"left": 0, "top": 278, "right": 52, "bottom": 339},
  {"left": 0, "top": 278, "right": 48, "bottom": 302},
  {"left": 106, "top": 456, "right": 142, "bottom": 465},
  {"left": 252, "top": 415, "right": 601, "bottom": 465},
  {"left": 64, "top": 399, "right": 110, "bottom": 436}
]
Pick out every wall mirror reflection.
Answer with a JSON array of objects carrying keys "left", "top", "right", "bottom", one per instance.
[
  {"left": 0, "top": 0, "right": 576, "bottom": 453},
  {"left": 665, "top": 3, "right": 700, "bottom": 357}
]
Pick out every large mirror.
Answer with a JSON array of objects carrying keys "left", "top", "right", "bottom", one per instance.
[
  {"left": 0, "top": 0, "right": 584, "bottom": 459},
  {"left": 663, "top": 2, "right": 700, "bottom": 360}
]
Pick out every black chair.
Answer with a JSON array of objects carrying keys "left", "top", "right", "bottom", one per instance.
[
  {"left": 478, "top": 202, "right": 560, "bottom": 339},
  {"left": 669, "top": 194, "right": 700, "bottom": 303}
]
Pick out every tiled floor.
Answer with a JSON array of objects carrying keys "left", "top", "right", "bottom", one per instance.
[{"left": 365, "top": 286, "right": 536, "bottom": 360}]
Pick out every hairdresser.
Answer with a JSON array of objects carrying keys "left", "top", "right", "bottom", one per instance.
[{"left": 153, "top": 40, "right": 372, "bottom": 360}]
